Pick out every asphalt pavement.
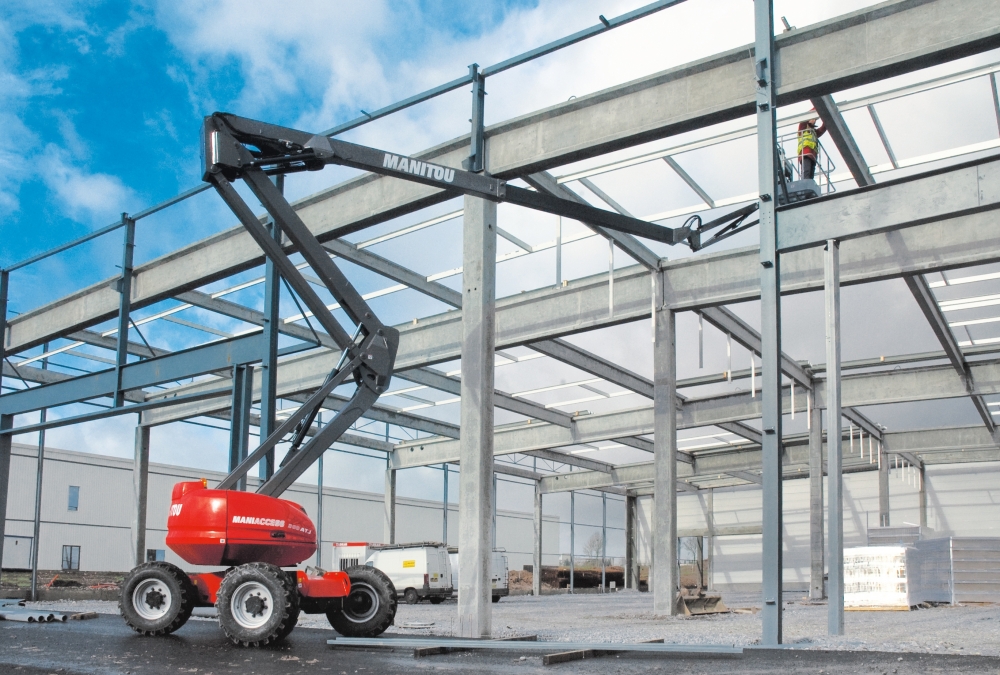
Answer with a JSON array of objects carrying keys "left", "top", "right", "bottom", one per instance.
[{"left": 5, "top": 614, "right": 1000, "bottom": 674}]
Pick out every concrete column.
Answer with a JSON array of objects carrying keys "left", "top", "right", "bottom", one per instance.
[
  {"left": 705, "top": 488, "right": 715, "bottom": 592},
  {"left": 442, "top": 464, "right": 449, "bottom": 544},
  {"left": 132, "top": 425, "right": 150, "bottom": 567},
  {"left": 570, "top": 491, "right": 575, "bottom": 594},
  {"left": 626, "top": 494, "right": 638, "bottom": 590},
  {"left": 919, "top": 465, "right": 927, "bottom": 529},
  {"left": 825, "top": 239, "right": 844, "bottom": 636},
  {"left": 652, "top": 292, "right": 678, "bottom": 616},
  {"left": 457, "top": 194, "right": 497, "bottom": 639},
  {"left": 0, "top": 414, "right": 13, "bottom": 587},
  {"left": 383, "top": 466, "right": 396, "bottom": 545},
  {"left": 809, "top": 403, "right": 825, "bottom": 600},
  {"left": 879, "top": 445, "right": 890, "bottom": 527},
  {"left": 533, "top": 481, "right": 542, "bottom": 596}
]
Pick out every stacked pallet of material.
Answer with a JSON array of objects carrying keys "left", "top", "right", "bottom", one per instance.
[
  {"left": 914, "top": 537, "right": 1000, "bottom": 604},
  {"left": 843, "top": 546, "right": 914, "bottom": 610}
]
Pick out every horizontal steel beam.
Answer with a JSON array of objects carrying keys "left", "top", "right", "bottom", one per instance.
[
  {"left": 9, "top": 0, "right": 999, "bottom": 354},
  {"left": 0, "top": 333, "right": 264, "bottom": 416},
  {"left": 777, "top": 155, "right": 1000, "bottom": 251}
]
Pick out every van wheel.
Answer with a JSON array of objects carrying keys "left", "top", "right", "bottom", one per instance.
[
  {"left": 217, "top": 563, "right": 299, "bottom": 647},
  {"left": 403, "top": 588, "right": 419, "bottom": 605},
  {"left": 327, "top": 566, "right": 397, "bottom": 637},
  {"left": 492, "top": 595, "right": 501, "bottom": 603},
  {"left": 428, "top": 597, "right": 445, "bottom": 605},
  {"left": 120, "top": 562, "right": 195, "bottom": 636}
]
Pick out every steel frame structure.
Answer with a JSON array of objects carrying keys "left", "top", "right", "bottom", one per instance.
[{"left": 2, "top": 0, "right": 1000, "bottom": 644}]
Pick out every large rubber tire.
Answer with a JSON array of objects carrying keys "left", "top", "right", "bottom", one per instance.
[
  {"left": 120, "top": 561, "right": 195, "bottom": 636},
  {"left": 217, "top": 563, "right": 299, "bottom": 647},
  {"left": 326, "top": 566, "right": 397, "bottom": 638}
]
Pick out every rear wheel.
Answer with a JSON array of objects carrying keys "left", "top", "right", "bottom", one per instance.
[
  {"left": 217, "top": 563, "right": 299, "bottom": 647},
  {"left": 403, "top": 588, "right": 419, "bottom": 605},
  {"left": 492, "top": 594, "right": 501, "bottom": 603},
  {"left": 428, "top": 596, "right": 445, "bottom": 605},
  {"left": 327, "top": 566, "right": 397, "bottom": 637},
  {"left": 120, "top": 562, "right": 195, "bottom": 636}
]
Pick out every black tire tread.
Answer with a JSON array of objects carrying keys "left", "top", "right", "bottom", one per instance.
[
  {"left": 327, "top": 566, "right": 397, "bottom": 638},
  {"left": 119, "top": 561, "right": 195, "bottom": 636},
  {"left": 217, "top": 562, "right": 299, "bottom": 647}
]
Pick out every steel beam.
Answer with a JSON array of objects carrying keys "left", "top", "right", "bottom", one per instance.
[
  {"left": 808, "top": 403, "right": 824, "bottom": 600},
  {"left": 112, "top": 215, "right": 136, "bottom": 408},
  {"left": 811, "top": 95, "right": 876, "bottom": 187},
  {"left": 652, "top": 294, "right": 678, "bottom": 615},
  {"left": 457, "top": 194, "right": 496, "bottom": 638},
  {"left": 228, "top": 364, "right": 254, "bottom": 491},
  {"left": 825, "top": 240, "right": 844, "bottom": 636},
  {"left": 879, "top": 443, "right": 890, "bottom": 526},
  {"left": 260, "top": 195, "right": 283, "bottom": 482},
  {"left": 13, "top": 0, "right": 998, "bottom": 355},
  {"left": 727, "top": 469, "right": 762, "bottom": 485},
  {"left": 132, "top": 425, "right": 150, "bottom": 566},
  {"left": 384, "top": 465, "right": 396, "bottom": 545}
]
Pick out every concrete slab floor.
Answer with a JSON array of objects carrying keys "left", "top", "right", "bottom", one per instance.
[{"left": 23, "top": 591, "right": 1000, "bottom": 657}]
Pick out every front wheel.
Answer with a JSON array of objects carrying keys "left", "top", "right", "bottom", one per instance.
[
  {"left": 217, "top": 563, "right": 299, "bottom": 647},
  {"left": 428, "top": 596, "right": 445, "bottom": 605},
  {"left": 327, "top": 566, "right": 397, "bottom": 637},
  {"left": 120, "top": 562, "right": 195, "bottom": 636}
]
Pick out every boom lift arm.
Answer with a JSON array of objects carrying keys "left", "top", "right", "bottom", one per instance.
[{"left": 202, "top": 112, "right": 755, "bottom": 498}]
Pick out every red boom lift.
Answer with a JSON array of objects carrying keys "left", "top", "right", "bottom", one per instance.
[{"left": 118, "top": 112, "right": 751, "bottom": 646}]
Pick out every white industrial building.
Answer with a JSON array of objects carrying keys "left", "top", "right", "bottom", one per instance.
[{"left": 2, "top": 442, "right": 559, "bottom": 574}]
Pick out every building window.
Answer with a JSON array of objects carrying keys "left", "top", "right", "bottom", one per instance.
[
  {"left": 68, "top": 486, "right": 80, "bottom": 511},
  {"left": 61, "top": 545, "right": 80, "bottom": 571},
  {"left": 146, "top": 549, "right": 166, "bottom": 562}
]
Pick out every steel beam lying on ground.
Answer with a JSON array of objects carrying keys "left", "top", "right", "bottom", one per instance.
[{"left": 7, "top": 0, "right": 1000, "bottom": 355}]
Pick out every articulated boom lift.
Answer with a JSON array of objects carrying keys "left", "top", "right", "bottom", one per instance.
[{"left": 119, "top": 112, "right": 751, "bottom": 647}]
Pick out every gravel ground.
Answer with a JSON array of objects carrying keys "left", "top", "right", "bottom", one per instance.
[{"left": 20, "top": 591, "right": 1000, "bottom": 655}]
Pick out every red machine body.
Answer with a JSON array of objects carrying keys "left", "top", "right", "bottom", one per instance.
[{"left": 165, "top": 480, "right": 318, "bottom": 567}]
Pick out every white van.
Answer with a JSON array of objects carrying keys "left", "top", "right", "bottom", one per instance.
[
  {"left": 334, "top": 542, "right": 452, "bottom": 605},
  {"left": 449, "top": 548, "right": 509, "bottom": 602}
]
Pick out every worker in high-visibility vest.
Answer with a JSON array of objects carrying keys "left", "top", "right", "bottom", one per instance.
[{"left": 797, "top": 116, "right": 826, "bottom": 180}]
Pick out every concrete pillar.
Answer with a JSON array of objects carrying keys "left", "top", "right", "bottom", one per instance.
[
  {"left": 626, "top": 494, "right": 638, "bottom": 590},
  {"left": 879, "top": 445, "right": 890, "bottom": 527},
  {"left": 570, "top": 490, "right": 575, "bottom": 594},
  {"left": 652, "top": 291, "right": 678, "bottom": 616},
  {"left": 533, "top": 481, "right": 542, "bottom": 596},
  {"left": 825, "top": 239, "right": 844, "bottom": 636},
  {"left": 132, "top": 425, "right": 150, "bottom": 567},
  {"left": 383, "top": 466, "right": 396, "bottom": 545},
  {"left": 457, "top": 194, "right": 497, "bottom": 639},
  {"left": 919, "top": 465, "right": 927, "bottom": 529},
  {"left": 442, "top": 464, "right": 449, "bottom": 545},
  {"left": 0, "top": 414, "right": 13, "bottom": 587},
  {"left": 809, "top": 403, "right": 825, "bottom": 600}
]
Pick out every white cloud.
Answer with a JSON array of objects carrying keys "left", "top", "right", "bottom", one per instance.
[{"left": 38, "top": 144, "right": 136, "bottom": 225}]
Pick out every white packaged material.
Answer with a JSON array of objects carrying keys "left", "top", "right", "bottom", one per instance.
[{"left": 843, "top": 546, "right": 913, "bottom": 610}]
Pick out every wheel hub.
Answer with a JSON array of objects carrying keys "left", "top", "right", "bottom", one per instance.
[
  {"left": 244, "top": 594, "right": 268, "bottom": 617},
  {"left": 145, "top": 590, "right": 165, "bottom": 610},
  {"left": 132, "top": 579, "right": 173, "bottom": 621}
]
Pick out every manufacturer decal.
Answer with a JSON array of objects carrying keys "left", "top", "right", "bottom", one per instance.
[
  {"left": 232, "top": 515, "right": 286, "bottom": 527},
  {"left": 402, "top": 560, "right": 416, "bottom": 568},
  {"left": 382, "top": 154, "right": 455, "bottom": 184},
  {"left": 169, "top": 504, "right": 183, "bottom": 517}
]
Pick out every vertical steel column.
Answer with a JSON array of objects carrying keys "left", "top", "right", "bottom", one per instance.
[
  {"left": 626, "top": 494, "right": 638, "bottom": 590},
  {"left": 113, "top": 214, "right": 136, "bottom": 407},
  {"left": 442, "top": 464, "right": 449, "bottom": 544},
  {"left": 809, "top": 402, "right": 825, "bottom": 600},
  {"left": 754, "top": 0, "right": 782, "bottom": 646},
  {"left": 652, "top": 277, "right": 678, "bottom": 616},
  {"left": 466, "top": 64, "right": 486, "bottom": 173},
  {"left": 316, "top": 412, "right": 324, "bottom": 567},
  {"left": 533, "top": 481, "right": 542, "bottom": 596},
  {"left": 132, "top": 424, "right": 150, "bottom": 567},
  {"left": 879, "top": 445, "right": 890, "bottom": 527},
  {"left": 570, "top": 490, "right": 575, "bottom": 594},
  {"left": 601, "top": 492, "right": 607, "bottom": 592},
  {"left": 29, "top": 343, "right": 49, "bottom": 600},
  {"left": 228, "top": 365, "right": 254, "bottom": 491},
  {"left": 456, "top": 171, "right": 497, "bottom": 637},
  {"left": 825, "top": 239, "right": 844, "bottom": 635},
  {"left": 0, "top": 270, "right": 9, "bottom": 393},
  {"left": 0, "top": 414, "right": 12, "bottom": 587},
  {"left": 492, "top": 471, "right": 498, "bottom": 550},
  {"left": 259, "top": 175, "right": 283, "bottom": 481},
  {"left": 919, "top": 466, "right": 927, "bottom": 529},
  {"left": 706, "top": 488, "right": 715, "bottom": 592},
  {"left": 383, "top": 462, "right": 396, "bottom": 545}
]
